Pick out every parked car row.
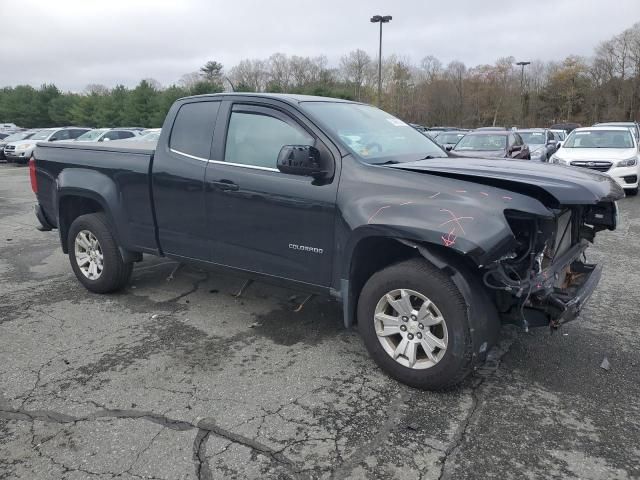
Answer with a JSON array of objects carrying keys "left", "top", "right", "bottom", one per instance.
[
  {"left": 1, "top": 126, "right": 162, "bottom": 164},
  {"left": 411, "top": 120, "right": 638, "bottom": 196}
]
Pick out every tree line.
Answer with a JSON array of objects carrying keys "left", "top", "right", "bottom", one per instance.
[{"left": 1, "top": 23, "right": 638, "bottom": 129}]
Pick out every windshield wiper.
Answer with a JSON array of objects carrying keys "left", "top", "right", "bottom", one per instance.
[
  {"left": 420, "top": 154, "right": 446, "bottom": 160},
  {"left": 372, "top": 160, "right": 400, "bottom": 165}
]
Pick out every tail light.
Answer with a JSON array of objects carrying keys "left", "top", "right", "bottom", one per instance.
[{"left": 29, "top": 157, "right": 38, "bottom": 193}]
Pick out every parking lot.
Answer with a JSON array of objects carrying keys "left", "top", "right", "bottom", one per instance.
[{"left": 0, "top": 161, "right": 639, "bottom": 479}]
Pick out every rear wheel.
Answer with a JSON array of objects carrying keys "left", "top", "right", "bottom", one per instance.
[
  {"left": 357, "top": 258, "right": 473, "bottom": 390},
  {"left": 67, "top": 212, "right": 132, "bottom": 293}
]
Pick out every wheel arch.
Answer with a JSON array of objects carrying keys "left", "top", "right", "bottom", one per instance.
[
  {"left": 344, "top": 235, "right": 500, "bottom": 364},
  {"left": 56, "top": 169, "right": 128, "bottom": 255}
]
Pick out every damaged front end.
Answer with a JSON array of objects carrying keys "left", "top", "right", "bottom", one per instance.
[{"left": 484, "top": 201, "right": 618, "bottom": 330}]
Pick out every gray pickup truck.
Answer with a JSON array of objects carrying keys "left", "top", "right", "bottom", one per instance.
[{"left": 30, "top": 93, "right": 623, "bottom": 389}]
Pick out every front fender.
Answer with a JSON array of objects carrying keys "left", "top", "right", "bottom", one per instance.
[
  {"left": 341, "top": 186, "right": 551, "bottom": 273},
  {"left": 56, "top": 168, "right": 131, "bottom": 250}
]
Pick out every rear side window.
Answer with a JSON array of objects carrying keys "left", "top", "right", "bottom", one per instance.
[
  {"left": 170, "top": 101, "right": 220, "bottom": 159},
  {"left": 118, "top": 131, "right": 135, "bottom": 139},
  {"left": 102, "top": 131, "right": 121, "bottom": 141}
]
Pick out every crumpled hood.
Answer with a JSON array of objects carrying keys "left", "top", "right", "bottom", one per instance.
[
  {"left": 555, "top": 147, "right": 637, "bottom": 162},
  {"left": 386, "top": 157, "right": 625, "bottom": 205}
]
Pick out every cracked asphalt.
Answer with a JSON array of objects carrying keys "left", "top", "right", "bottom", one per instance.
[{"left": 1, "top": 161, "right": 639, "bottom": 479}]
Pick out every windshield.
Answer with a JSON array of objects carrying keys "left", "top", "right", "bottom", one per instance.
[
  {"left": 300, "top": 102, "right": 447, "bottom": 162},
  {"left": 563, "top": 130, "right": 634, "bottom": 148},
  {"left": 518, "top": 132, "right": 546, "bottom": 144},
  {"left": 3, "top": 131, "right": 35, "bottom": 142},
  {"left": 436, "top": 133, "right": 465, "bottom": 144},
  {"left": 76, "top": 129, "right": 108, "bottom": 141},
  {"left": 454, "top": 134, "right": 506, "bottom": 151},
  {"left": 30, "top": 129, "right": 56, "bottom": 140}
]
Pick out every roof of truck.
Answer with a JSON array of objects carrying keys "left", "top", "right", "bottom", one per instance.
[{"left": 181, "top": 92, "right": 358, "bottom": 104}]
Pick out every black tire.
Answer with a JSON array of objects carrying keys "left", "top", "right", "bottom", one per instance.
[
  {"left": 625, "top": 188, "right": 638, "bottom": 196},
  {"left": 67, "top": 212, "right": 132, "bottom": 293},
  {"left": 357, "top": 258, "right": 473, "bottom": 390}
]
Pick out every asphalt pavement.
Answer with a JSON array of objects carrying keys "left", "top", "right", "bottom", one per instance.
[{"left": 1, "top": 162, "right": 638, "bottom": 479}]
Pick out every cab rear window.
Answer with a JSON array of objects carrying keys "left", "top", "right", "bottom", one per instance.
[{"left": 169, "top": 102, "right": 220, "bottom": 159}]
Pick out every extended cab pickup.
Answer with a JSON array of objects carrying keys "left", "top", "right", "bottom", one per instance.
[{"left": 31, "top": 93, "right": 624, "bottom": 390}]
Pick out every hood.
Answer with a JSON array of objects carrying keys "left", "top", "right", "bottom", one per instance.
[
  {"left": 452, "top": 149, "right": 505, "bottom": 158},
  {"left": 554, "top": 147, "right": 636, "bottom": 161},
  {"left": 386, "top": 157, "right": 624, "bottom": 205}
]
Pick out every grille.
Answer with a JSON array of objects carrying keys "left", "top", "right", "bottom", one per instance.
[{"left": 570, "top": 160, "right": 612, "bottom": 172}]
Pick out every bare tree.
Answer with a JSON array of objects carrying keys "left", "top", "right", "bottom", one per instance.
[{"left": 339, "top": 49, "right": 372, "bottom": 100}]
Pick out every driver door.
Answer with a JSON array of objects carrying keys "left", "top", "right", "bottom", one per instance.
[{"left": 204, "top": 102, "right": 338, "bottom": 287}]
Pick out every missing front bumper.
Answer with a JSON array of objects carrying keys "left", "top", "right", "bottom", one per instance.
[{"left": 548, "top": 262, "right": 602, "bottom": 325}]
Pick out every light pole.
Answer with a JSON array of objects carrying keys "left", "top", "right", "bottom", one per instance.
[
  {"left": 516, "top": 61, "right": 530, "bottom": 126},
  {"left": 370, "top": 15, "right": 392, "bottom": 107}
]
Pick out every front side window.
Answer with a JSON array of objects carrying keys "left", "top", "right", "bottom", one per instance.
[
  {"left": 170, "top": 101, "right": 220, "bottom": 159},
  {"left": 52, "top": 130, "right": 71, "bottom": 141},
  {"left": 224, "top": 111, "right": 313, "bottom": 169},
  {"left": 564, "top": 130, "right": 634, "bottom": 149}
]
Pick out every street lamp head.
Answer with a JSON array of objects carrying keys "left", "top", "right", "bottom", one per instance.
[
  {"left": 370, "top": 14, "right": 392, "bottom": 23},
  {"left": 516, "top": 61, "right": 531, "bottom": 66}
]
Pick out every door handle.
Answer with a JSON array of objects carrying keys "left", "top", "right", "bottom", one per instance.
[{"left": 211, "top": 180, "right": 239, "bottom": 191}]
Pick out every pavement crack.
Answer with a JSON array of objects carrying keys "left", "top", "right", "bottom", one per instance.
[
  {"left": 0, "top": 405, "right": 296, "bottom": 477},
  {"left": 168, "top": 270, "right": 210, "bottom": 303},
  {"left": 437, "top": 334, "right": 515, "bottom": 480},
  {"left": 329, "top": 385, "right": 411, "bottom": 479},
  {"left": 193, "top": 429, "right": 212, "bottom": 480}
]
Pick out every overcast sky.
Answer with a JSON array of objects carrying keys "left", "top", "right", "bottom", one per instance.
[{"left": 1, "top": 0, "right": 638, "bottom": 91}]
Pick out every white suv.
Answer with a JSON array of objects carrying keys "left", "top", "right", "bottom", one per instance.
[{"left": 550, "top": 126, "right": 639, "bottom": 195}]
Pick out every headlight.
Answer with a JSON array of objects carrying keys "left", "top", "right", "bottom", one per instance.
[
  {"left": 617, "top": 157, "right": 638, "bottom": 167},
  {"left": 15, "top": 143, "right": 33, "bottom": 150}
]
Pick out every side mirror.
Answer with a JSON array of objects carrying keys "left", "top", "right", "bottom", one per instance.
[
  {"left": 509, "top": 145, "right": 521, "bottom": 153},
  {"left": 49, "top": 137, "right": 58, "bottom": 142},
  {"left": 556, "top": 141, "right": 563, "bottom": 149},
  {"left": 102, "top": 137, "right": 110, "bottom": 142},
  {"left": 277, "top": 145, "right": 330, "bottom": 179},
  {"left": 445, "top": 145, "right": 453, "bottom": 151}
]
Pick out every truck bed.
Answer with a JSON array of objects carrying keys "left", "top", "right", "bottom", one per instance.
[{"left": 34, "top": 141, "right": 159, "bottom": 254}]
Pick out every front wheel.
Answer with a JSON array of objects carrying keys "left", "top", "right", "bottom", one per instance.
[
  {"left": 357, "top": 258, "right": 473, "bottom": 390},
  {"left": 67, "top": 212, "right": 132, "bottom": 293}
]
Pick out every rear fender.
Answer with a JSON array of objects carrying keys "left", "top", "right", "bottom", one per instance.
[{"left": 56, "top": 168, "right": 131, "bottom": 252}]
